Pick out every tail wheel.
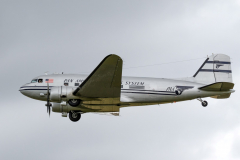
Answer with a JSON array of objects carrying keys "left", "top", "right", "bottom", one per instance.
[
  {"left": 202, "top": 101, "right": 208, "bottom": 107},
  {"left": 69, "top": 111, "right": 81, "bottom": 122},
  {"left": 68, "top": 99, "right": 81, "bottom": 107}
]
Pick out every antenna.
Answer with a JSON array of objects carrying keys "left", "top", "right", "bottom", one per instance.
[{"left": 45, "top": 71, "right": 49, "bottom": 75}]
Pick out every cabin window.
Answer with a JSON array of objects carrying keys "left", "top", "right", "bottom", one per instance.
[
  {"left": 64, "top": 83, "right": 68, "bottom": 86},
  {"left": 31, "top": 79, "right": 38, "bottom": 83},
  {"left": 38, "top": 79, "right": 43, "bottom": 83},
  {"left": 75, "top": 83, "right": 79, "bottom": 86}
]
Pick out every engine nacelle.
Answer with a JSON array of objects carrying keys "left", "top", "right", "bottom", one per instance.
[
  {"left": 50, "top": 86, "right": 80, "bottom": 102},
  {"left": 52, "top": 103, "right": 83, "bottom": 113}
]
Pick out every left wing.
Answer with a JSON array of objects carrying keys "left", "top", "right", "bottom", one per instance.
[{"left": 73, "top": 54, "right": 123, "bottom": 98}]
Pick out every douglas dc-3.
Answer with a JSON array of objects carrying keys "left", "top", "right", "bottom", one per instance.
[{"left": 20, "top": 54, "right": 235, "bottom": 122}]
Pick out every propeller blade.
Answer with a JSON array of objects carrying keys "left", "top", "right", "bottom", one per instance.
[
  {"left": 47, "top": 83, "right": 50, "bottom": 101},
  {"left": 48, "top": 106, "right": 51, "bottom": 116},
  {"left": 46, "top": 82, "right": 51, "bottom": 117}
]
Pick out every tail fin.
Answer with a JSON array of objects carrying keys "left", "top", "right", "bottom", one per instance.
[{"left": 193, "top": 54, "right": 232, "bottom": 84}]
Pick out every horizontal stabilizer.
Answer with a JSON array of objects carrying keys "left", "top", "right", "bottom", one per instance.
[
  {"left": 211, "top": 93, "right": 232, "bottom": 99},
  {"left": 199, "top": 82, "right": 234, "bottom": 91}
]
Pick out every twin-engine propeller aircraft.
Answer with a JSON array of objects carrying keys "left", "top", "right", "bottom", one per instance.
[{"left": 20, "top": 54, "right": 235, "bottom": 122}]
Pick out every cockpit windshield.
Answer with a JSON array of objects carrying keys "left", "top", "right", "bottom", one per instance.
[{"left": 31, "top": 79, "right": 38, "bottom": 83}]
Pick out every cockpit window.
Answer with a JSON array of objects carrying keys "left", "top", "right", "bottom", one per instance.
[
  {"left": 38, "top": 79, "right": 43, "bottom": 83},
  {"left": 31, "top": 79, "right": 38, "bottom": 83}
]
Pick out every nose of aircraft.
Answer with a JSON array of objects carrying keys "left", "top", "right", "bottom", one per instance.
[
  {"left": 19, "top": 85, "right": 23, "bottom": 91},
  {"left": 19, "top": 84, "right": 30, "bottom": 96},
  {"left": 19, "top": 85, "right": 25, "bottom": 95}
]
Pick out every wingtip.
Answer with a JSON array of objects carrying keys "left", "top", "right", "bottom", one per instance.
[{"left": 107, "top": 54, "right": 122, "bottom": 60}]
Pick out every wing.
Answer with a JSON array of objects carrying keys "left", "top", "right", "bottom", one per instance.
[{"left": 73, "top": 54, "right": 123, "bottom": 98}]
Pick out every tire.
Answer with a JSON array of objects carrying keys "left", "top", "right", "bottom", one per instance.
[
  {"left": 69, "top": 111, "right": 81, "bottom": 122},
  {"left": 68, "top": 99, "right": 81, "bottom": 107},
  {"left": 202, "top": 101, "right": 208, "bottom": 107}
]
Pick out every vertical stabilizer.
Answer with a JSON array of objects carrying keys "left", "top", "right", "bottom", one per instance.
[{"left": 193, "top": 54, "right": 232, "bottom": 84}]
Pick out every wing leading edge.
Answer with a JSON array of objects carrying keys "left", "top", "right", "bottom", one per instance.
[{"left": 73, "top": 54, "right": 123, "bottom": 98}]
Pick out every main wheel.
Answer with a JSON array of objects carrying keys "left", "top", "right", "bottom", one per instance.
[
  {"left": 202, "top": 101, "right": 208, "bottom": 107},
  {"left": 69, "top": 111, "right": 81, "bottom": 122},
  {"left": 68, "top": 99, "right": 81, "bottom": 107}
]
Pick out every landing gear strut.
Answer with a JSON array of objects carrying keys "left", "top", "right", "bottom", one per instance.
[
  {"left": 197, "top": 98, "right": 208, "bottom": 107},
  {"left": 69, "top": 111, "right": 81, "bottom": 122}
]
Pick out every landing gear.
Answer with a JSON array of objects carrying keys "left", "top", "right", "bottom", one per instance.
[
  {"left": 202, "top": 101, "right": 208, "bottom": 107},
  {"left": 197, "top": 98, "right": 208, "bottom": 107},
  {"left": 68, "top": 99, "right": 81, "bottom": 107},
  {"left": 69, "top": 111, "right": 81, "bottom": 122}
]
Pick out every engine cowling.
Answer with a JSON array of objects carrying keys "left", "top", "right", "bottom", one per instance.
[
  {"left": 52, "top": 102, "right": 82, "bottom": 113},
  {"left": 50, "top": 86, "right": 80, "bottom": 102}
]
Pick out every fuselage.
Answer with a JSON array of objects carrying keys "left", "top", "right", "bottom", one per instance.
[
  {"left": 19, "top": 74, "right": 233, "bottom": 106},
  {"left": 19, "top": 54, "right": 235, "bottom": 122}
]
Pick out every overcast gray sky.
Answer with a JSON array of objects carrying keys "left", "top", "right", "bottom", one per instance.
[{"left": 1, "top": 0, "right": 240, "bottom": 160}]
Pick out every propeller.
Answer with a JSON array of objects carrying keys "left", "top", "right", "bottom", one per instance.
[{"left": 45, "top": 82, "right": 52, "bottom": 116}]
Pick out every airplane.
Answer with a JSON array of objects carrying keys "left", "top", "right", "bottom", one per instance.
[{"left": 19, "top": 54, "right": 235, "bottom": 122}]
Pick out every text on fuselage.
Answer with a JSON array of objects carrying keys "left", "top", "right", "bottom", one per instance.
[
  {"left": 124, "top": 81, "right": 145, "bottom": 86},
  {"left": 64, "top": 79, "right": 84, "bottom": 83}
]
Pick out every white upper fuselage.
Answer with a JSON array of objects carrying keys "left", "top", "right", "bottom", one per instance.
[{"left": 19, "top": 74, "right": 233, "bottom": 105}]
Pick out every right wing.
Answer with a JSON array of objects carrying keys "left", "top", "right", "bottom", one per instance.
[{"left": 73, "top": 54, "right": 123, "bottom": 98}]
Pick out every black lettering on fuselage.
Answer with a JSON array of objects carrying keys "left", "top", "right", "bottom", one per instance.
[
  {"left": 64, "top": 79, "right": 74, "bottom": 83},
  {"left": 125, "top": 81, "right": 145, "bottom": 86},
  {"left": 166, "top": 87, "right": 177, "bottom": 92},
  {"left": 76, "top": 79, "right": 84, "bottom": 83}
]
